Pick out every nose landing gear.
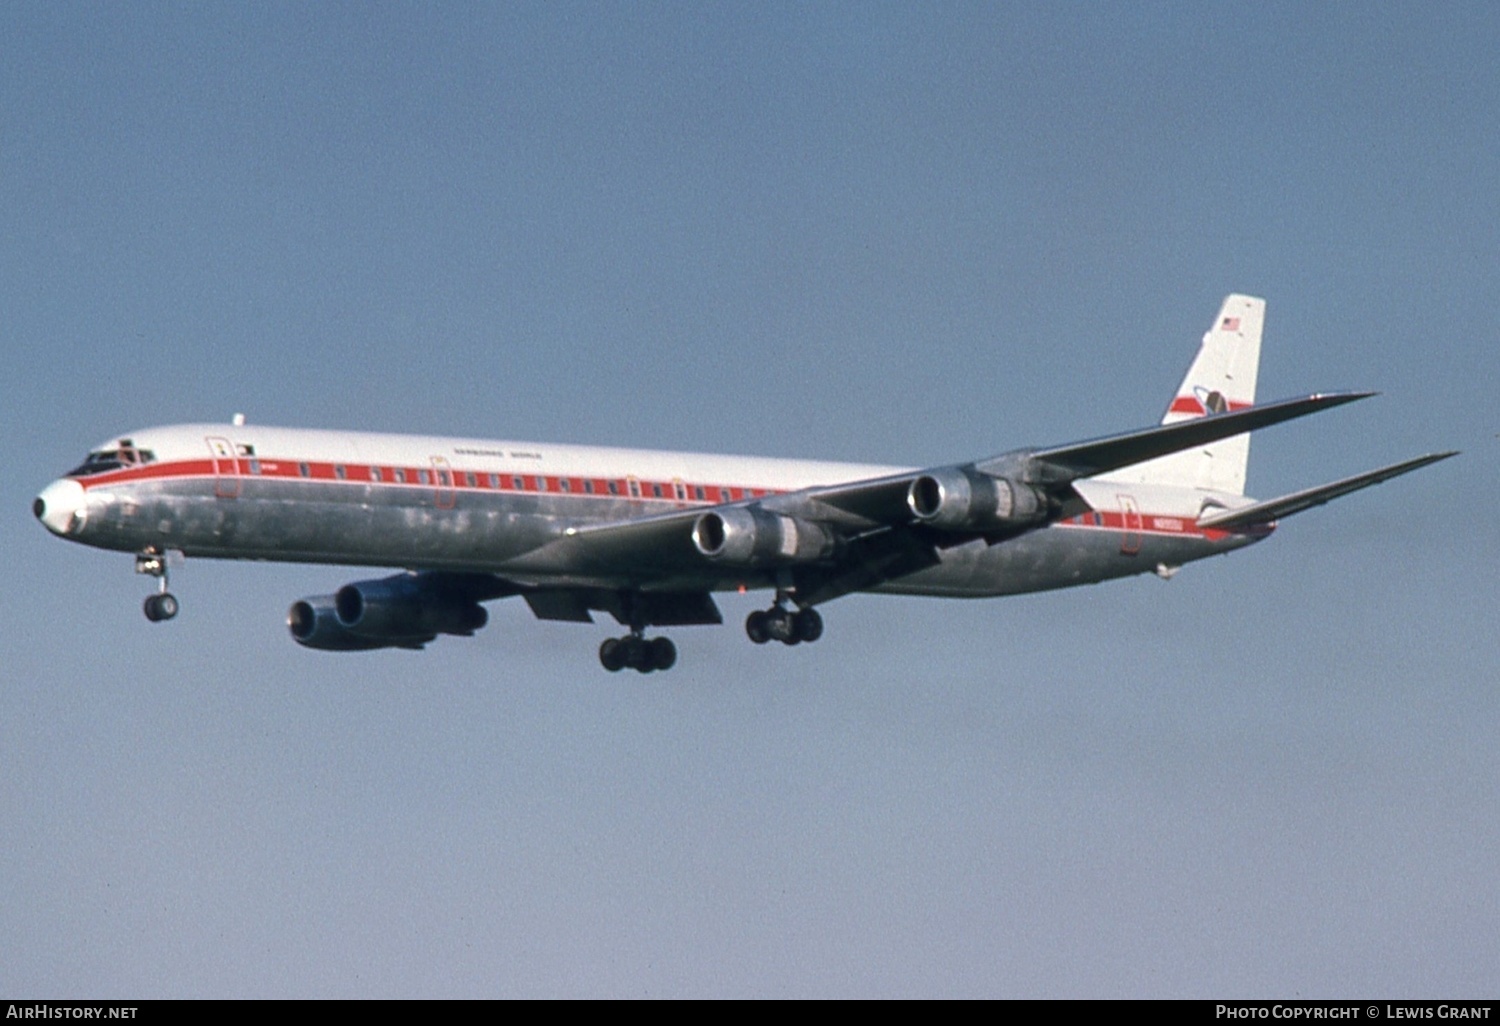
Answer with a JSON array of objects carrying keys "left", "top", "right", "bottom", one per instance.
[
  {"left": 144, "top": 592, "right": 179, "bottom": 622},
  {"left": 136, "top": 551, "right": 179, "bottom": 622}
]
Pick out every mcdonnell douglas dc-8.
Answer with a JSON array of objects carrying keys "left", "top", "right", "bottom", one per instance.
[{"left": 35, "top": 295, "right": 1453, "bottom": 673}]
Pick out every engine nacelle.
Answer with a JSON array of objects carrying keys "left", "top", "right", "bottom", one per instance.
[
  {"left": 906, "top": 467, "right": 1048, "bottom": 532},
  {"left": 691, "top": 507, "right": 836, "bottom": 567},
  {"left": 287, "top": 574, "right": 489, "bottom": 651},
  {"left": 336, "top": 575, "right": 489, "bottom": 639},
  {"left": 287, "top": 596, "right": 410, "bottom": 651}
]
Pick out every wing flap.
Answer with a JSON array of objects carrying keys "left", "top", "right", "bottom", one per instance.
[
  {"left": 1196, "top": 452, "right": 1458, "bottom": 530},
  {"left": 524, "top": 590, "right": 595, "bottom": 622},
  {"left": 523, "top": 587, "right": 722, "bottom": 627}
]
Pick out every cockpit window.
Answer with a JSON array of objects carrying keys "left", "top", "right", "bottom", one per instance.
[{"left": 67, "top": 445, "right": 156, "bottom": 477}]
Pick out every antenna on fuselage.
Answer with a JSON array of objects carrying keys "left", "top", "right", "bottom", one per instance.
[{"left": 232, "top": 413, "right": 246, "bottom": 427}]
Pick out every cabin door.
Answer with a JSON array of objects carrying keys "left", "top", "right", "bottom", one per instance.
[
  {"left": 1117, "top": 494, "right": 1142, "bottom": 555},
  {"left": 431, "top": 456, "right": 456, "bottom": 509},
  {"left": 207, "top": 436, "right": 241, "bottom": 499}
]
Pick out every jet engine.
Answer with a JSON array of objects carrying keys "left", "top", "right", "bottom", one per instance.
[
  {"left": 287, "top": 596, "right": 407, "bottom": 651},
  {"left": 288, "top": 573, "right": 489, "bottom": 651},
  {"left": 906, "top": 467, "right": 1048, "bottom": 532},
  {"left": 691, "top": 507, "right": 836, "bottom": 567}
]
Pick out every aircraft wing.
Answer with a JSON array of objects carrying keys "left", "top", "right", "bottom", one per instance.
[
  {"left": 544, "top": 391, "right": 1383, "bottom": 574},
  {"left": 1010, "top": 391, "right": 1373, "bottom": 481},
  {"left": 1195, "top": 451, "right": 1458, "bottom": 530},
  {"left": 798, "top": 391, "right": 1376, "bottom": 524}
]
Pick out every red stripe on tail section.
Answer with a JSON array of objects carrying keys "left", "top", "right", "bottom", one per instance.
[{"left": 1168, "top": 396, "right": 1253, "bottom": 416}]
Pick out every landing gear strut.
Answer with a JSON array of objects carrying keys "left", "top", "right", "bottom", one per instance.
[
  {"left": 745, "top": 602, "right": 823, "bottom": 646},
  {"left": 136, "top": 551, "right": 179, "bottom": 622},
  {"left": 599, "top": 633, "right": 677, "bottom": 673}
]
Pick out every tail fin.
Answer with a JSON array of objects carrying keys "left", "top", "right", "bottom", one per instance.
[{"left": 1099, "top": 293, "right": 1265, "bottom": 494}]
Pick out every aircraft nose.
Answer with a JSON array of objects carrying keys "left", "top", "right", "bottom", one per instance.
[{"left": 34, "top": 478, "right": 87, "bottom": 536}]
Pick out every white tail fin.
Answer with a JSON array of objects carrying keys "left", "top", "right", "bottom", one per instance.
[{"left": 1098, "top": 294, "right": 1265, "bottom": 495}]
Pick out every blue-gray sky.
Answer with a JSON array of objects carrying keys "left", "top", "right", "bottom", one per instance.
[{"left": 4, "top": 2, "right": 1496, "bottom": 998}]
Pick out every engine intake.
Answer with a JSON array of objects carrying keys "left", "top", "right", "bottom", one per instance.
[
  {"left": 907, "top": 468, "right": 1047, "bottom": 532},
  {"left": 692, "top": 507, "right": 835, "bottom": 567}
]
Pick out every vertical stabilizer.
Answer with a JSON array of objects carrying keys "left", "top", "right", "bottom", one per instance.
[{"left": 1098, "top": 294, "right": 1264, "bottom": 495}]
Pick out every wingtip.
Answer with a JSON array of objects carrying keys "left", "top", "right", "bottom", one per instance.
[{"left": 1384, "top": 450, "right": 1460, "bottom": 475}]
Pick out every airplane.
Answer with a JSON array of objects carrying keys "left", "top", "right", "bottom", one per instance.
[{"left": 34, "top": 294, "right": 1455, "bottom": 673}]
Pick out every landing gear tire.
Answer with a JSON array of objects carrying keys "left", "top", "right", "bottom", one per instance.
[
  {"left": 599, "top": 637, "right": 626, "bottom": 672},
  {"left": 747, "top": 606, "right": 824, "bottom": 647},
  {"left": 794, "top": 608, "right": 823, "bottom": 643},
  {"left": 649, "top": 636, "right": 677, "bottom": 672},
  {"left": 746, "top": 610, "right": 771, "bottom": 645},
  {"left": 600, "top": 634, "right": 677, "bottom": 673},
  {"left": 144, "top": 593, "right": 179, "bottom": 622}
]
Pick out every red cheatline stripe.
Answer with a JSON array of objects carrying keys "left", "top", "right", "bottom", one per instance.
[
  {"left": 1168, "top": 396, "right": 1253, "bottom": 415},
  {"left": 74, "top": 459, "right": 779, "bottom": 505},
  {"left": 1055, "top": 508, "right": 1271, "bottom": 540}
]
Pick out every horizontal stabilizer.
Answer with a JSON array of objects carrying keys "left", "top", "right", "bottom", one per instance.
[
  {"left": 1196, "top": 452, "right": 1458, "bottom": 530},
  {"left": 1021, "top": 391, "right": 1374, "bottom": 482}
]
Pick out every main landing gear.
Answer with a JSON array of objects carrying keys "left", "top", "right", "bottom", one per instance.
[
  {"left": 599, "top": 633, "right": 677, "bottom": 674},
  {"left": 136, "top": 551, "right": 179, "bottom": 622},
  {"left": 745, "top": 603, "right": 823, "bottom": 646}
]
